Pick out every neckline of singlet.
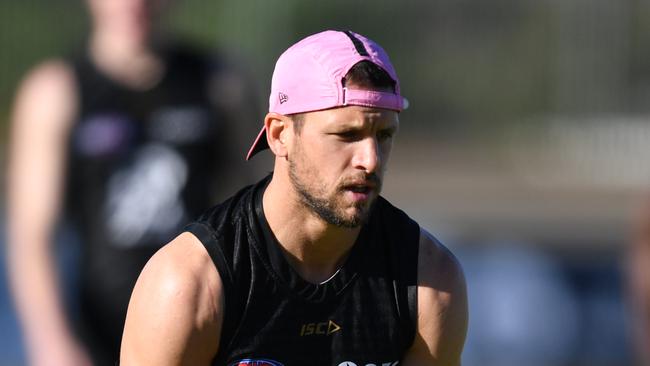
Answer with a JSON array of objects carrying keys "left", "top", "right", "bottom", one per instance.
[
  {"left": 251, "top": 178, "right": 367, "bottom": 303},
  {"left": 78, "top": 45, "right": 172, "bottom": 94}
]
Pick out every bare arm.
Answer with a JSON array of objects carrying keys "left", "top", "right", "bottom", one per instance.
[
  {"left": 402, "top": 229, "right": 469, "bottom": 366},
  {"left": 120, "top": 232, "right": 223, "bottom": 365},
  {"left": 6, "top": 60, "right": 91, "bottom": 366}
]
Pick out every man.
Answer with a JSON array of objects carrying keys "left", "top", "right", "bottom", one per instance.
[
  {"left": 121, "top": 30, "right": 468, "bottom": 365},
  {"left": 7, "top": 0, "right": 258, "bottom": 365}
]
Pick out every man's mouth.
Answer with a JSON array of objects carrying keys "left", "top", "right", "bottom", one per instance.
[
  {"left": 348, "top": 185, "right": 372, "bottom": 194},
  {"left": 342, "top": 182, "right": 378, "bottom": 202}
]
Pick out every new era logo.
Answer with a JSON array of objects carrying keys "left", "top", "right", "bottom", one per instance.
[{"left": 278, "top": 92, "right": 289, "bottom": 104}]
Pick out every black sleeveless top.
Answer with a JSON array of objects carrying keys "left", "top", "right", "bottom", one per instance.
[
  {"left": 65, "top": 43, "right": 226, "bottom": 362},
  {"left": 185, "top": 175, "right": 420, "bottom": 366}
]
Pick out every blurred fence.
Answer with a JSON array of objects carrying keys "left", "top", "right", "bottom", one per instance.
[{"left": 1, "top": 0, "right": 648, "bottom": 364}]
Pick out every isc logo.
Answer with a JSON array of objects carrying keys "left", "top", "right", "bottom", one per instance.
[{"left": 299, "top": 319, "right": 341, "bottom": 336}]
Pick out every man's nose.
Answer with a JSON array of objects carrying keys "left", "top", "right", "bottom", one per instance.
[{"left": 352, "top": 137, "right": 380, "bottom": 173}]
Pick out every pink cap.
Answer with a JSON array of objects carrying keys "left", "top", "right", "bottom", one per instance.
[{"left": 246, "top": 30, "right": 406, "bottom": 160}]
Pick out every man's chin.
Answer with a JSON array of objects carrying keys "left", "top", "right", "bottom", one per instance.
[{"left": 338, "top": 207, "right": 372, "bottom": 228}]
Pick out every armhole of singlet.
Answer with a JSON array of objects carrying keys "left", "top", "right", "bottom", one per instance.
[
  {"left": 183, "top": 221, "right": 239, "bottom": 356},
  {"left": 392, "top": 218, "right": 420, "bottom": 353}
]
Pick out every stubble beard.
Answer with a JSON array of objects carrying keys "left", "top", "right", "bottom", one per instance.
[{"left": 288, "top": 155, "right": 378, "bottom": 229}]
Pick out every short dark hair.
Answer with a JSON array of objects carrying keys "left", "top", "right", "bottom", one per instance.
[
  {"left": 290, "top": 61, "right": 395, "bottom": 134},
  {"left": 343, "top": 60, "right": 396, "bottom": 92}
]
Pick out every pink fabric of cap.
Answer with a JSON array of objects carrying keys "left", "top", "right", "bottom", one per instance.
[{"left": 246, "top": 30, "right": 406, "bottom": 160}]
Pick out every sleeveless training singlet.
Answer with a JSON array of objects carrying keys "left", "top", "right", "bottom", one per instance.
[
  {"left": 66, "top": 43, "right": 226, "bottom": 362},
  {"left": 185, "top": 175, "right": 420, "bottom": 366}
]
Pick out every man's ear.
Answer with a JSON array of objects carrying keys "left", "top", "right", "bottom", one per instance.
[{"left": 265, "top": 112, "right": 290, "bottom": 158}]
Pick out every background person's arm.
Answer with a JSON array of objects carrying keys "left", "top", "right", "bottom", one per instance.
[
  {"left": 402, "top": 229, "right": 469, "bottom": 366},
  {"left": 6, "top": 60, "right": 92, "bottom": 366},
  {"left": 120, "top": 232, "right": 223, "bottom": 366}
]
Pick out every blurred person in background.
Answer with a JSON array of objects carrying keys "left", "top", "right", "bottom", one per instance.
[
  {"left": 626, "top": 195, "right": 650, "bottom": 365},
  {"left": 6, "top": 0, "right": 259, "bottom": 365}
]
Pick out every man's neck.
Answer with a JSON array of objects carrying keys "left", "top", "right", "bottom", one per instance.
[
  {"left": 89, "top": 31, "right": 164, "bottom": 90},
  {"left": 262, "top": 175, "right": 362, "bottom": 284}
]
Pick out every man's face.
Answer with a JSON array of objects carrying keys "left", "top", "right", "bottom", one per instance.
[
  {"left": 87, "top": 0, "right": 168, "bottom": 40},
  {"left": 287, "top": 105, "right": 399, "bottom": 228}
]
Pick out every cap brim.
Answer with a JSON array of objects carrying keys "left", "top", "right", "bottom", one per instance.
[{"left": 246, "top": 125, "right": 269, "bottom": 160}]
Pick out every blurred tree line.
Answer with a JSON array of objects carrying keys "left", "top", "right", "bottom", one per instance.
[{"left": 1, "top": 0, "right": 650, "bottom": 143}]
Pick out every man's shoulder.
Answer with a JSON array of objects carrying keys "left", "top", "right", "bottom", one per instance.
[
  {"left": 417, "top": 228, "right": 466, "bottom": 305},
  {"left": 374, "top": 197, "right": 463, "bottom": 287},
  {"left": 121, "top": 232, "right": 223, "bottom": 364},
  {"left": 374, "top": 197, "right": 459, "bottom": 269},
  {"left": 142, "top": 232, "right": 220, "bottom": 295},
  {"left": 127, "top": 232, "right": 223, "bottom": 335},
  {"left": 420, "top": 228, "right": 462, "bottom": 276},
  {"left": 17, "top": 59, "right": 77, "bottom": 106},
  {"left": 12, "top": 59, "right": 78, "bottom": 137}
]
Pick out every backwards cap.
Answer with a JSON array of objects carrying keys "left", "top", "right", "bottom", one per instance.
[{"left": 246, "top": 30, "right": 406, "bottom": 160}]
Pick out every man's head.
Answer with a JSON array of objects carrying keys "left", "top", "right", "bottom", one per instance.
[
  {"left": 247, "top": 30, "right": 405, "bottom": 159},
  {"left": 248, "top": 30, "right": 405, "bottom": 227},
  {"left": 289, "top": 60, "right": 397, "bottom": 135},
  {"left": 85, "top": 0, "right": 169, "bottom": 43}
]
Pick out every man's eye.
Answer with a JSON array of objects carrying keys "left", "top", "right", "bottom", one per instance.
[{"left": 336, "top": 131, "right": 359, "bottom": 140}]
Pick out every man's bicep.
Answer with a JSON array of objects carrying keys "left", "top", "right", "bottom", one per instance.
[
  {"left": 121, "top": 233, "right": 223, "bottom": 365},
  {"left": 402, "top": 229, "right": 468, "bottom": 366}
]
